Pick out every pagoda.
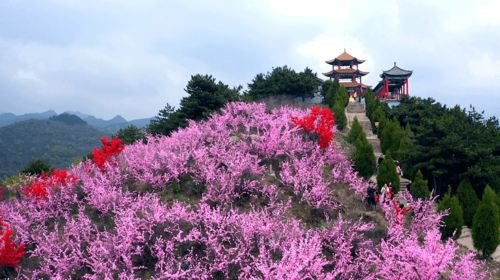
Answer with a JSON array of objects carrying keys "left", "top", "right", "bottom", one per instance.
[
  {"left": 373, "top": 62, "right": 412, "bottom": 100},
  {"left": 323, "top": 49, "right": 371, "bottom": 96}
]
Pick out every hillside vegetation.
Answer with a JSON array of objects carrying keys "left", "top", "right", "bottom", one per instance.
[
  {"left": 0, "top": 102, "right": 490, "bottom": 278},
  {"left": 0, "top": 118, "right": 102, "bottom": 179}
]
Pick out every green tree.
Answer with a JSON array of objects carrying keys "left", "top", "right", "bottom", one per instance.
[
  {"left": 380, "top": 119, "right": 406, "bottom": 155},
  {"left": 21, "top": 159, "right": 52, "bottom": 176},
  {"left": 482, "top": 185, "right": 500, "bottom": 224},
  {"left": 116, "top": 125, "right": 144, "bottom": 145},
  {"left": 438, "top": 193, "right": 464, "bottom": 240},
  {"left": 370, "top": 106, "right": 386, "bottom": 133},
  {"left": 376, "top": 152, "right": 400, "bottom": 192},
  {"left": 352, "top": 137, "right": 376, "bottom": 179},
  {"left": 410, "top": 170, "right": 430, "bottom": 199},
  {"left": 456, "top": 179, "right": 480, "bottom": 227},
  {"left": 348, "top": 117, "right": 365, "bottom": 143},
  {"left": 332, "top": 103, "right": 346, "bottom": 131},
  {"left": 148, "top": 74, "right": 240, "bottom": 136},
  {"left": 148, "top": 104, "right": 186, "bottom": 136},
  {"left": 336, "top": 87, "right": 349, "bottom": 108},
  {"left": 321, "top": 80, "right": 339, "bottom": 106},
  {"left": 391, "top": 97, "right": 500, "bottom": 197},
  {"left": 246, "top": 66, "right": 321, "bottom": 100},
  {"left": 472, "top": 191, "right": 500, "bottom": 258}
]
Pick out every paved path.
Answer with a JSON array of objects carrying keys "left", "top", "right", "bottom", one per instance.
[{"left": 456, "top": 226, "right": 500, "bottom": 262}]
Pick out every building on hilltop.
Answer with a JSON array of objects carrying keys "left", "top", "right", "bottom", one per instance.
[
  {"left": 323, "top": 49, "right": 371, "bottom": 98},
  {"left": 373, "top": 62, "right": 412, "bottom": 100}
]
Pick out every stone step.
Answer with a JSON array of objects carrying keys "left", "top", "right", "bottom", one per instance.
[{"left": 346, "top": 103, "right": 365, "bottom": 113}]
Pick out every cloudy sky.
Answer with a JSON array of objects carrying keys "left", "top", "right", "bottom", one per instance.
[{"left": 1, "top": 0, "right": 499, "bottom": 120}]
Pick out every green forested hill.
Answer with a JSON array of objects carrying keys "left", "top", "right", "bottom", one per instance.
[{"left": 0, "top": 118, "right": 105, "bottom": 179}]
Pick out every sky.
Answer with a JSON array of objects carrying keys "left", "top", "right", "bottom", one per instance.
[{"left": 1, "top": 0, "right": 499, "bottom": 120}]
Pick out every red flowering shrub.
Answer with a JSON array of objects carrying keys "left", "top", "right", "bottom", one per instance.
[
  {"left": 22, "top": 179, "right": 48, "bottom": 199},
  {"left": 92, "top": 137, "right": 125, "bottom": 170},
  {"left": 0, "top": 218, "right": 26, "bottom": 269},
  {"left": 22, "top": 169, "right": 78, "bottom": 199},
  {"left": 48, "top": 169, "right": 77, "bottom": 186},
  {"left": 292, "top": 106, "right": 335, "bottom": 149}
]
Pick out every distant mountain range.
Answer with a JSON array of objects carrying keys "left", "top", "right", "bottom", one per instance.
[
  {"left": 0, "top": 110, "right": 152, "bottom": 134},
  {"left": 0, "top": 116, "right": 104, "bottom": 179},
  {"left": 0, "top": 112, "right": 154, "bottom": 179}
]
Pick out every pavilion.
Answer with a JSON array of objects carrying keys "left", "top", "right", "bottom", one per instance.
[
  {"left": 373, "top": 62, "right": 413, "bottom": 100},
  {"left": 323, "top": 50, "right": 371, "bottom": 97}
]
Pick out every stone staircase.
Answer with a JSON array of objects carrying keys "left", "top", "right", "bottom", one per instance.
[{"left": 345, "top": 101, "right": 408, "bottom": 193}]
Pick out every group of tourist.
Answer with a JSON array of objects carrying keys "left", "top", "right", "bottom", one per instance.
[
  {"left": 366, "top": 181, "right": 393, "bottom": 208},
  {"left": 366, "top": 181, "right": 411, "bottom": 223}
]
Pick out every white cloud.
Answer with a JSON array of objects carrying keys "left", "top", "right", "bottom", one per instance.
[{"left": 0, "top": 0, "right": 499, "bottom": 118}]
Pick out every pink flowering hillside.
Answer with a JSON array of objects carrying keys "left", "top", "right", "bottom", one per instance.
[{"left": 0, "top": 102, "right": 491, "bottom": 279}]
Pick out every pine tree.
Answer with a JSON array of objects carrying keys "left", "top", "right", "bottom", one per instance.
[
  {"left": 352, "top": 137, "right": 376, "bottom": 179},
  {"left": 332, "top": 103, "right": 346, "bottom": 131},
  {"left": 348, "top": 117, "right": 365, "bottom": 143},
  {"left": 410, "top": 170, "right": 430, "bottom": 199},
  {"left": 472, "top": 191, "right": 500, "bottom": 258},
  {"left": 456, "top": 179, "right": 480, "bottom": 227},
  {"left": 482, "top": 185, "right": 500, "bottom": 225},
  {"left": 21, "top": 159, "right": 52, "bottom": 176},
  {"left": 376, "top": 152, "right": 400, "bottom": 192},
  {"left": 438, "top": 193, "right": 464, "bottom": 240}
]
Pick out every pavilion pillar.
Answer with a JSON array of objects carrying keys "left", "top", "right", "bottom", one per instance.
[
  {"left": 384, "top": 79, "right": 388, "bottom": 98},
  {"left": 406, "top": 79, "right": 409, "bottom": 95}
]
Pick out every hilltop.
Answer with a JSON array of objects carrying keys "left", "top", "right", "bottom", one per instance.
[{"left": 0, "top": 102, "right": 489, "bottom": 278}]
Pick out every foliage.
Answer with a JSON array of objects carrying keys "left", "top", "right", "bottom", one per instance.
[
  {"left": 246, "top": 66, "right": 321, "bottom": 101},
  {"left": 456, "top": 179, "right": 480, "bottom": 227},
  {"left": 391, "top": 97, "right": 500, "bottom": 196},
  {"left": 379, "top": 119, "right": 411, "bottom": 161},
  {"left": 352, "top": 137, "right": 376, "bottom": 179},
  {"left": 332, "top": 103, "right": 346, "bottom": 131},
  {"left": 148, "top": 74, "right": 240, "bottom": 136},
  {"left": 321, "top": 80, "right": 340, "bottom": 105},
  {"left": 437, "top": 193, "right": 464, "bottom": 240},
  {"left": 376, "top": 153, "right": 400, "bottom": 192},
  {"left": 410, "top": 170, "right": 430, "bottom": 200},
  {"left": 472, "top": 191, "right": 500, "bottom": 258},
  {"left": 0, "top": 102, "right": 489, "bottom": 278},
  {"left": 116, "top": 125, "right": 144, "bottom": 145},
  {"left": 482, "top": 185, "right": 500, "bottom": 224},
  {"left": 291, "top": 106, "right": 335, "bottom": 149},
  {"left": 21, "top": 159, "right": 52, "bottom": 176},
  {"left": 347, "top": 117, "right": 364, "bottom": 143}
]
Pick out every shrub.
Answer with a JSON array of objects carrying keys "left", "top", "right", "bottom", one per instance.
[
  {"left": 376, "top": 152, "right": 400, "bottom": 192},
  {"left": 456, "top": 179, "right": 479, "bottom": 227},
  {"left": 352, "top": 137, "right": 376, "bottom": 179},
  {"left": 437, "top": 193, "right": 464, "bottom": 240},
  {"left": 472, "top": 192, "right": 500, "bottom": 258},
  {"left": 410, "top": 170, "right": 430, "bottom": 200},
  {"left": 348, "top": 117, "right": 364, "bottom": 143},
  {"left": 332, "top": 103, "right": 346, "bottom": 131},
  {"left": 21, "top": 159, "right": 52, "bottom": 176}
]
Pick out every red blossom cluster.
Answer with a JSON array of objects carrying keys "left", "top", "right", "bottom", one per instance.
[
  {"left": 291, "top": 106, "right": 335, "bottom": 149},
  {"left": 92, "top": 137, "right": 125, "bottom": 170},
  {"left": 0, "top": 217, "right": 26, "bottom": 270},
  {"left": 22, "top": 169, "right": 78, "bottom": 199}
]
